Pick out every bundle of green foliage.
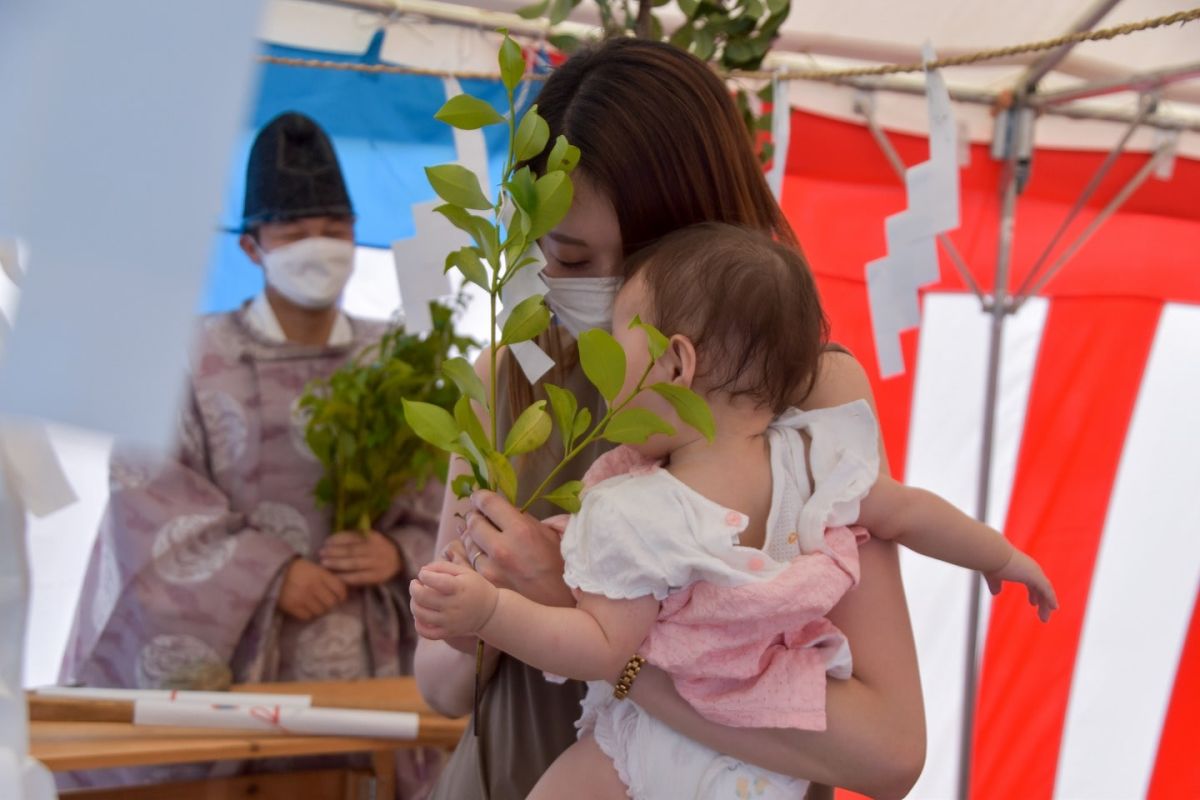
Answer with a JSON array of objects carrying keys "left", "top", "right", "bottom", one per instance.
[{"left": 300, "top": 301, "right": 475, "bottom": 532}]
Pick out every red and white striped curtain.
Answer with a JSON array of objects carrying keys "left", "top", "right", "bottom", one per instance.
[{"left": 781, "top": 110, "right": 1200, "bottom": 800}]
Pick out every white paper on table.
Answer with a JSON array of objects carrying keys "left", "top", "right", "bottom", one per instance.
[
  {"left": 0, "top": 0, "right": 264, "bottom": 452},
  {"left": 865, "top": 43, "right": 960, "bottom": 378},
  {"left": 33, "top": 686, "right": 311, "bottom": 708},
  {"left": 392, "top": 202, "right": 458, "bottom": 335},
  {"left": 133, "top": 700, "right": 419, "bottom": 740}
]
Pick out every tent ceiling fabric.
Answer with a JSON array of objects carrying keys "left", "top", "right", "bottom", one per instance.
[{"left": 261, "top": 0, "right": 1200, "bottom": 156}]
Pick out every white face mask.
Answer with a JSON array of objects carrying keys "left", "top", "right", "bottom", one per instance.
[
  {"left": 541, "top": 272, "right": 622, "bottom": 338},
  {"left": 258, "top": 237, "right": 355, "bottom": 309}
]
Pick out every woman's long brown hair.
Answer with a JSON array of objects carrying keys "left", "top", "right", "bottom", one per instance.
[{"left": 507, "top": 37, "right": 798, "bottom": 424}]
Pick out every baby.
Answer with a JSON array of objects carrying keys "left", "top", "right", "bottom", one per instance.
[{"left": 411, "top": 223, "right": 1056, "bottom": 799}]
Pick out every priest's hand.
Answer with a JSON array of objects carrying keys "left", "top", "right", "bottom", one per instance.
[
  {"left": 319, "top": 530, "right": 404, "bottom": 586},
  {"left": 278, "top": 559, "right": 348, "bottom": 621}
]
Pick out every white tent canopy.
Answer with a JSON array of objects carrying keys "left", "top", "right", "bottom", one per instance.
[{"left": 269, "top": 0, "right": 1200, "bottom": 157}]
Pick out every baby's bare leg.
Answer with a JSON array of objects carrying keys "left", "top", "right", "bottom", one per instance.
[{"left": 528, "top": 734, "right": 628, "bottom": 800}]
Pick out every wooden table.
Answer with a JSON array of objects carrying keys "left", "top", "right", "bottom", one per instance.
[{"left": 29, "top": 677, "right": 466, "bottom": 800}]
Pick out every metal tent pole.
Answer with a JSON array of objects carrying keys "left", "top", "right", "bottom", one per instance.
[{"left": 956, "top": 100, "right": 1026, "bottom": 800}]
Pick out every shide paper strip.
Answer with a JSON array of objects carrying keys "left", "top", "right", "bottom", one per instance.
[
  {"left": 865, "top": 44, "right": 960, "bottom": 378},
  {"left": 392, "top": 201, "right": 457, "bottom": 335}
]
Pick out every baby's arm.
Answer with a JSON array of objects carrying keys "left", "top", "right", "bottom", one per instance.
[
  {"left": 858, "top": 477, "right": 1058, "bottom": 621},
  {"left": 411, "top": 561, "right": 660, "bottom": 681}
]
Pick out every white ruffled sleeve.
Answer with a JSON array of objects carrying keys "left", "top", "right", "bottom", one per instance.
[
  {"left": 773, "top": 400, "right": 880, "bottom": 554},
  {"left": 561, "top": 471, "right": 749, "bottom": 601}
]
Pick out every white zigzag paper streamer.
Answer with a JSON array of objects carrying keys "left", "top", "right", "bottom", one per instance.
[
  {"left": 866, "top": 44, "right": 960, "bottom": 378},
  {"left": 391, "top": 201, "right": 456, "bottom": 335}
]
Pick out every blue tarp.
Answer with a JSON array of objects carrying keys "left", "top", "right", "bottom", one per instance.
[{"left": 201, "top": 38, "right": 514, "bottom": 312}]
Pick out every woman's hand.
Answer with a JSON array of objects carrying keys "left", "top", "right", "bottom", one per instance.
[
  {"left": 460, "top": 490, "right": 576, "bottom": 607},
  {"left": 319, "top": 530, "right": 403, "bottom": 586}
]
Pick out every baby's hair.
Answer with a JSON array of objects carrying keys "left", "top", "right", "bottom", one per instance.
[{"left": 624, "top": 223, "right": 828, "bottom": 414}]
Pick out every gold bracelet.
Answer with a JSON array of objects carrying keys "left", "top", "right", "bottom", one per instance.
[{"left": 612, "top": 655, "right": 646, "bottom": 700}]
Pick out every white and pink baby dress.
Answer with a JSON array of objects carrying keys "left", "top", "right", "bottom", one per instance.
[{"left": 558, "top": 400, "right": 880, "bottom": 799}]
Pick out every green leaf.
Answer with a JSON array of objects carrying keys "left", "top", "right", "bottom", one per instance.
[
  {"left": 454, "top": 395, "right": 492, "bottom": 455},
  {"left": 436, "top": 204, "right": 488, "bottom": 245},
  {"left": 504, "top": 400, "right": 552, "bottom": 456},
  {"left": 452, "top": 473, "right": 477, "bottom": 499},
  {"left": 514, "top": 105, "right": 551, "bottom": 163},
  {"left": 435, "top": 94, "right": 505, "bottom": 130},
  {"left": 445, "top": 246, "right": 490, "bottom": 291},
  {"left": 629, "top": 314, "right": 669, "bottom": 360},
  {"left": 545, "top": 135, "right": 581, "bottom": 174},
  {"left": 499, "top": 35, "right": 525, "bottom": 91},
  {"left": 578, "top": 328, "right": 626, "bottom": 403},
  {"left": 649, "top": 12, "right": 664, "bottom": 41},
  {"left": 456, "top": 430, "right": 486, "bottom": 472},
  {"left": 343, "top": 472, "right": 370, "bottom": 492},
  {"left": 436, "top": 205, "right": 501, "bottom": 264},
  {"left": 543, "top": 383, "right": 578, "bottom": 449},
  {"left": 541, "top": 480, "right": 584, "bottom": 513},
  {"left": 572, "top": 407, "right": 592, "bottom": 443},
  {"left": 485, "top": 450, "right": 518, "bottom": 503},
  {"left": 516, "top": 0, "right": 549, "bottom": 18},
  {"left": 458, "top": 433, "right": 489, "bottom": 486},
  {"left": 677, "top": 0, "right": 699, "bottom": 16},
  {"left": 669, "top": 24, "right": 695, "bottom": 50},
  {"left": 651, "top": 382, "right": 716, "bottom": 442},
  {"left": 443, "top": 357, "right": 487, "bottom": 405},
  {"left": 749, "top": 33, "right": 772, "bottom": 60},
  {"left": 603, "top": 407, "right": 676, "bottom": 444},
  {"left": 402, "top": 399, "right": 460, "bottom": 449},
  {"left": 725, "top": 38, "right": 756, "bottom": 66},
  {"left": 500, "top": 294, "right": 551, "bottom": 345},
  {"left": 426, "top": 164, "right": 492, "bottom": 211},
  {"left": 528, "top": 171, "right": 575, "bottom": 241},
  {"left": 549, "top": 0, "right": 573, "bottom": 24},
  {"left": 766, "top": 0, "right": 788, "bottom": 15},
  {"left": 506, "top": 166, "right": 538, "bottom": 215},
  {"left": 693, "top": 26, "right": 716, "bottom": 61},
  {"left": 548, "top": 33, "right": 582, "bottom": 53}
]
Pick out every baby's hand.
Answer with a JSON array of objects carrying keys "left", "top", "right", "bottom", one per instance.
[
  {"left": 984, "top": 548, "right": 1059, "bottom": 622},
  {"left": 409, "top": 561, "right": 499, "bottom": 640}
]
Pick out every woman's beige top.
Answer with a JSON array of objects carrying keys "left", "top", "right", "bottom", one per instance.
[{"left": 431, "top": 355, "right": 610, "bottom": 800}]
